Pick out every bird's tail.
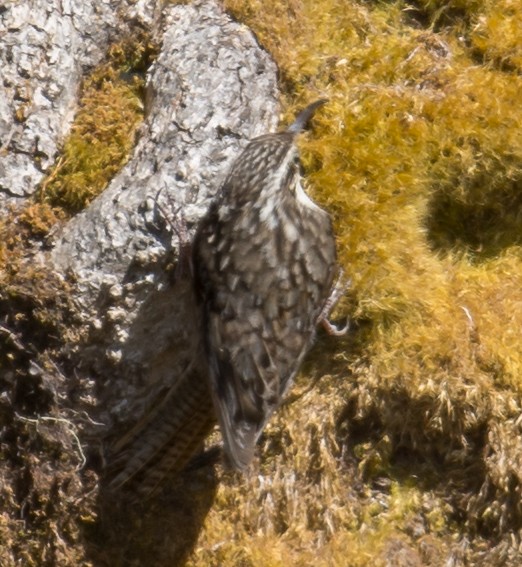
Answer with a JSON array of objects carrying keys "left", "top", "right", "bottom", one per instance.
[{"left": 106, "top": 364, "right": 215, "bottom": 496}]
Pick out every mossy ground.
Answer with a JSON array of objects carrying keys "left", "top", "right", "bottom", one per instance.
[
  {"left": 0, "top": 32, "right": 155, "bottom": 566},
  {"left": 187, "top": 0, "right": 522, "bottom": 564}
]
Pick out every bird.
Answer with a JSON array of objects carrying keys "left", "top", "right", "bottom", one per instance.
[
  {"left": 106, "top": 101, "right": 344, "bottom": 494},
  {"left": 193, "top": 99, "right": 343, "bottom": 470}
]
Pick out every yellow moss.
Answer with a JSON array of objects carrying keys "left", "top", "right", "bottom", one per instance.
[
  {"left": 6, "top": 0, "right": 519, "bottom": 562},
  {"left": 191, "top": 0, "right": 522, "bottom": 562},
  {"left": 0, "top": 203, "right": 64, "bottom": 268},
  {"left": 471, "top": 0, "right": 522, "bottom": 70},
  {"left": 451, "top": 249, "right": 522, "bottom": 391},
  {"left": 39, "top": 34, "right": 156, "bottom": 213}
]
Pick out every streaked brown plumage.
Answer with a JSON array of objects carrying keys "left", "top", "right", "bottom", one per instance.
[
  {"left": 107, "top": 100, "right": 342, "bottom": 492},
  {"left": 193, "top": 100, "right": 338, "bottom": 469},
  {"left": 107, "top": 359, "right": 215, "bottom": 493}
]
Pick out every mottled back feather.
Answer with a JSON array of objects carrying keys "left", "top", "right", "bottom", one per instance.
[{"left": 194, "top": 101, "right": 336, "bottom": 469}]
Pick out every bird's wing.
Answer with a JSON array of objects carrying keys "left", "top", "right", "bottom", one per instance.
[{"left": 204, "top": 284, "right": 312, "bottom": 470}]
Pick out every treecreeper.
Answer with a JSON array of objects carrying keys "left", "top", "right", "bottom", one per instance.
[{"left": 108, "top": 100, "right": 347, "bottom": 492}]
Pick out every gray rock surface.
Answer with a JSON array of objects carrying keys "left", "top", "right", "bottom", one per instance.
[
  {"left": 50, "top": 0, "right": 279, "bottom": 431},
  {"left": 0, "top": 0, "right": 155, "bottom": 203}
]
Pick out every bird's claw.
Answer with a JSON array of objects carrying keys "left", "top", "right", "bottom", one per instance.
[
  {"left": 321, "top": 316, "right": 350, "bottom": 336},
  {"left": 317, "top": 269, "right": 351, "bottom": 332}
]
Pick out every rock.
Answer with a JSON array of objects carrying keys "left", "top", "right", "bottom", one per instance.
[
  {"left": 50, "top": 0, "right": 279, "bottom": 438},
  {"left": 0, "top": 0, "right": 155, "bottom": 204}
]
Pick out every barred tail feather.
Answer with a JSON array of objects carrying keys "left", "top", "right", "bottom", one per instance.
[{"left": 107, "top": 366, "right": 215, "bottom": 494}]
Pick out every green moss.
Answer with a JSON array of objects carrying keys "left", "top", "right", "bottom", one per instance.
[{"left": 39, "top": 33, "right": 157, "bottom": 213}]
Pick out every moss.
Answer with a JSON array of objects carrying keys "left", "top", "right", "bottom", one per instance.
[
  {"left": 188, "top": 0, "right": 522, "bottom": 563},
  {"left": 4, "top": 0, "right": 522, "bottom": 563},
  {"left": 0, "top": 219, "right": 97, "bottom": 565},
  {"left": 38, "top": 32, "right": 157, "bottom": 213},
  {"left": 0, "top": 199, "right": 100, "bottom": 566},
  {"left": 0, "top": 203, "right": 62, "bottom": 268},
  {"left": 470, "top": 0, "right": 522, "bottom": 71}
]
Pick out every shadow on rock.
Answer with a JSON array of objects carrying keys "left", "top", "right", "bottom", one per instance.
[{"left": 85, "top": 464, "right": 218, "bottom": 567}]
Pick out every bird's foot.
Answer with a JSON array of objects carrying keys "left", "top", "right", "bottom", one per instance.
[
  {"left": 321, "top": 316, "right": 349, "bottom": 336},
  {"left": 317, "top": 269, "right": 351, "bottom": 335}
]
